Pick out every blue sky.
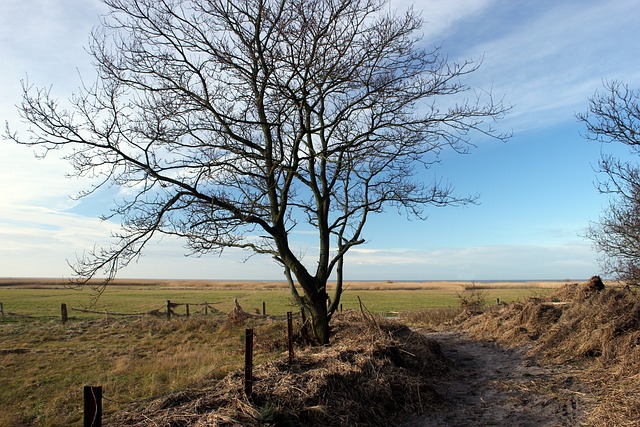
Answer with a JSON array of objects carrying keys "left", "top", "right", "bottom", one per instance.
[{"left": 1, "top": 0, "right": 639, "bottom": 281}]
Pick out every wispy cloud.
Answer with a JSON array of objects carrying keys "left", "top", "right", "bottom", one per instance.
[
  {"left": 396, "top": 0, "right": 497, "bottom": 39},
  {"left": 0, "top": 204, "right": 116, "bottom": 277},
  {"left": 343, "top": 243, "right": 597, "bottom": 280},
  {"left": 454, "top": 0, "right": 640, "bottom": 131}
]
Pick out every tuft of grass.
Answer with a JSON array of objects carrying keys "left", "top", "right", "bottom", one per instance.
[
  {"left": 456, "top": 285, "right": 487, "bottom": 312},
  {"left": 400, "top": 306, "right": 463, "bottom": 328}
]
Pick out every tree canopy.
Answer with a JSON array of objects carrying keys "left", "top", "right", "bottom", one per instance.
[
  {"left": 7, "top": 0, "right": 507, "bottom": 343},
  {"left": 579, "top": 80, "right": 640, "bottom": 284}
]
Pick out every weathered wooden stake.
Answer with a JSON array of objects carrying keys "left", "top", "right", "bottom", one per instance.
[
  {"left": 287, "top": 312, "right": 294, "bottom": 365},
  {"left": 496, "top": 298, "right": 500, "bottom": 305},
  {"left": 340, "top": 303, "right": 343, "bottom": 313},
  {"left": 0, "top": 302, "right": 4, "bottom": 319},
  {"left": 186, "top": 304, "right": 190, "bottom": 318},
  {"left": 244, "top": 328, "right": 254, "bottom": 396},
  {"left": 166, "top": 300, "right": 171, "bottom": 320},
  {"left": 262, "top": 301, "right": 266, "bottom": 316},
  {"left": 83, "top": 385, "right": 102, "bottom": 427},
  {"left": 204, "top": 302, "right": 208, "bottom": 315},
  {"left": 61, "top": 303, "right": 68, "bottom": 324}
]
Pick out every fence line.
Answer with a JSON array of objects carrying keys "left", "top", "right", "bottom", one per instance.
[
  {"left": 244, "top": 328, "right": 254, "bottom": 396},
  {"left": 70, "top": 307, "right": 156, "bottom": 317},
  {"left": 0, "top": 299, "right": 267, "bottom": 323},
  {"left": 82, "top": 310, "right": 296, "bottom": 420}
]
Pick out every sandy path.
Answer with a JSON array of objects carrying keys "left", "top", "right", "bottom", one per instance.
[{"left": 401, "top": 331, "right": 590, "bottom": 427}]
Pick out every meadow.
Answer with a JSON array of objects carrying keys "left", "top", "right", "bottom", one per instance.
[
  {"left": 0, "top": 278, "right": 563, "bottom": 426},
  {"left": 0, "top": 278, "right": 561, "bottom": 319}
]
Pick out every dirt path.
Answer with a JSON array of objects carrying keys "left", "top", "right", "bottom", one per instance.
[{"left": 401, "top": 331, "right": 591, "bottom": 427}]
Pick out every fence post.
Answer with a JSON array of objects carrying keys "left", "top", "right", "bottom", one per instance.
[
  {"left": 262, "top": 301, "right": 266, "bottom": 316},
  {"left": 204, "top": 301, "right": 208, "bottom": 315},
  {"left": 0, "top": 302, "right": 4, "bottom": 319},
  {"left": 61, "top": 303, "right": 68, "bottom": 324},
  {"left": 244, "top": 328, "right": 254, "bottom": 396},
  {"left": 166, "top": 300, "right": 171, "bottom": 320},
  {"left": 83, "top": 385, "right": 102, "bottom": 427},
  {"left": 287, "top": 312, "right": 294, "bottom": 365},
  {"left": 186, "top": 304, "right": 190, "bottom": 318}
]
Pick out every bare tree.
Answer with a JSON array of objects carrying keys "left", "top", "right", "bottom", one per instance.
[
  {"left": 7, "top": 0, "right": 507, "bottom": 343},
  {"left": 579, "top": 81, "right": 640, "bottom": 284}
]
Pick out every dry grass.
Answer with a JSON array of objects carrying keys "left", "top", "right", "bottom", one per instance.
[
  {"left": 0, "top": 315, "right": 287, "bottom": 426},
  {"left": 400, "top": 306, "right": 464, "bottom": 328},
  {"left": 111, "top": 311, "right": 448, "bottom": 426},
  {"left": 0, "top": 278, "right": 581, "bottom": 425},
  {"left": 454, "top": 280, "right": 640, "bottom": 426},
  {"left": 0, "top": 277, "right": 571, "bottom": 291}
]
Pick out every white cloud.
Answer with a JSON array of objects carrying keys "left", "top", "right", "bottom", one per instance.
[
  {"left": 343, "top": 243, "right": 598, "bottom": 280},
  {"left": 455, "top": 0, "right": 640, "bottom": 131},
  {"left": 0, "top": 205, "right": 116, "bottom": 278},
  {"left": 394, "top": 0, "right": 497, "bottom": 39}
]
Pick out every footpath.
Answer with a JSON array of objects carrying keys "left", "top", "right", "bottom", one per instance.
[{"left": 401, "top": 331, "right": 591, "bottom": 427}]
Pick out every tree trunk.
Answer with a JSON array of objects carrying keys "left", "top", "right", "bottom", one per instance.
[
  {"left": 307, "top": 295, "right": 330, "bottom": 345},
  {"left": 290, "top": 274, "right": 331, "bottom": 345}
]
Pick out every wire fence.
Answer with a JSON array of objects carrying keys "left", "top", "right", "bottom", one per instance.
[
  {"left": 0, "top": 298, "right": 275, "bottom": 323},
  {"left": 1, "top": 296, "right": 298, "bottom": 426},
  {"left": 79, "top": 315, "right": 295, "bottom": 426}
]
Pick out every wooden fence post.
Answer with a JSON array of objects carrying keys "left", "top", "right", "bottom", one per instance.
[
  {"left": 244, "top": 328, "right": 254, "bottom": 396},
  {"left": 166, "top": 300, "right": 171, "bottom": 320},
  {"left": 83, "top": 385, "right": 102, "bottom": 427},
  {"left": 61, "top": 303, "right": 68, "bottom": 324},
  {"left": 0, "top": 302, "right": 4, "bottom": 319},
  {"left": 262, "top": 301, "right": 266, "bottom": 316},
  {"left": 204, "top": 302, "right": 208, "bottom": 315},
  {"left": 186, "top": 304, "right": 190, "bottom": 318},
  {"left": 287, "top": 312, "right": 294, "bottom": 365}
]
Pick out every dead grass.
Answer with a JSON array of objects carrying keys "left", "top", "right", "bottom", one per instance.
[
  {"left": 111, "top": 311, "right": 448, "bottom": 426},
  {"left": 0, "top": 315, "right": 287, "bottom": 426},
  {"left": 454, "top": 281, "right": 640, "bottom": 426},
  {"left": 0, "top": 278, "right": 592, "bottom": 425},
  {"left": 0, "top": 277, "right": 571, "bottom": 291},
  {"left": 400, "top": 306, "right": 464, "bottom": 328}
]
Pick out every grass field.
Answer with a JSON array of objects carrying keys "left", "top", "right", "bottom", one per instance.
[
  {"left": 0, "top": 278, "right": 566, "bottom": 425},
  {"left": 0, "top": 278, "right": 562, "bottom": 319}
]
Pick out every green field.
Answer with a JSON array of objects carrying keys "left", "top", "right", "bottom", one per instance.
[{"left": 0, "top": 281, "right": 556, "bottom": 320}]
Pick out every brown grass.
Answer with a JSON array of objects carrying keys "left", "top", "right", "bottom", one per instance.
[
  {"left": 400, "top": 306, "right": 464, "bottom": 328},
  {"left": 0, "top": 315, "right": 287, "bottom": 426},
  {"left": 0, "top": 277, "right": 592, "bottom": 424},
  {"left": 111, "top": 311, "right": 448, "bottom": 426},
  {"left": 0, "top": 277, "right": 572, "bottom": 291},
  {"left": 455, "top": 281, "right": 640, "bottom": 426}
]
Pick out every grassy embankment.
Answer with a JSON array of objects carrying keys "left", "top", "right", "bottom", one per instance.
[{"left": 0, "top": 278, "right": 563, "bottom": 426}]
